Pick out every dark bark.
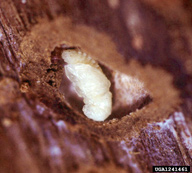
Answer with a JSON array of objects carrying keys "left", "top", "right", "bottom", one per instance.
[{"left": 0, "top": 0, "right": 192, "bottom": 172}]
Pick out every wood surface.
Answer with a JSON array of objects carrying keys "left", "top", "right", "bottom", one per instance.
[{"left": 0, "top": 0, "right": 192, "bottom": 172}]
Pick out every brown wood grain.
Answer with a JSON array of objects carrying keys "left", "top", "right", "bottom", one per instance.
[{"left": 0, "top": 0, "right": 192, "bottom": 172}]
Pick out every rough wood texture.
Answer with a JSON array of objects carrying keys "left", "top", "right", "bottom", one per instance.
[{"left": 0, "top": 0, "right": 192, "bottom": 173}]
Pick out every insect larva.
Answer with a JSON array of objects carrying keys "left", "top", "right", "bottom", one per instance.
[{"left": 62, "top": 49, "right": 112, "bottom": 121}]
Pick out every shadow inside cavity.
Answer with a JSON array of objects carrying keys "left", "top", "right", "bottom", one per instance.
[
  {"left": 59, "top": 68, "right": 84, "bottom": 114},
  {"left": 108, "top": 95, "right": 152, "bottom": 120},
  {"left": 54, "top": 46, "right": 152, "bottom": 122},
  {"left": 100, "top": 63, "right": 152, "bottom": 120}
]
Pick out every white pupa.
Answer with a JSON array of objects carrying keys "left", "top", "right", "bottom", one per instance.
[{"left": 62, "top": 49, "right": 112, "bottom": 121}]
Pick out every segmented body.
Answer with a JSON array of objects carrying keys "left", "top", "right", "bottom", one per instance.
[{"left": 62, "top": 49, "right": 112, "bottom": 121}]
